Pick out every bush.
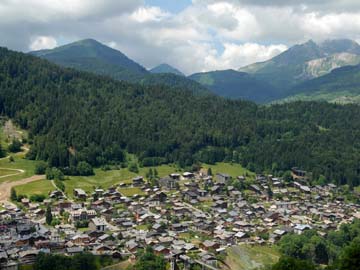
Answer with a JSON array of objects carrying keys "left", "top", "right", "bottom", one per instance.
[
  {"left": 46, "top": 167, "right": 64, "bottom": 180},
  {"left": 30, "top": 194, "right": 46, "bottom": 202},
  {"left": 75, "top": 220, "right": 89, "bottom": 228},
  {"left": 77, "top": 161, "right": 94, "bottom": 176},
  {"left": 8, "top": 138, "right": 22, "bottom": 153},
  {"left": 55, "top": 179, "right": 65, "bottom": 192},
  {"left": 35, "top": 161, "right": 48, "bottom": 174},
  {"left": 128, "top": 162, "right": 139, "bottom": 173},
  {"left": 10, "top": 188, "right": 17, "bottom": 201}
]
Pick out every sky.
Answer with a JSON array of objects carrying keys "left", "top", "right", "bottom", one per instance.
[{"left": 2, "top": 0, "right": 360, "bottom": 75}]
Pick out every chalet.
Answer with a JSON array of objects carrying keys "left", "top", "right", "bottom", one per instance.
[
  {"left": 170, "top": 173, "right": 181, "bottom": 180},
  {"left": 34, "top": 209, "right": 45, "bottom": 216},
  {"left": 154, "top": 245, "right": 170, "bottom": 256},
  {"left": 250, "top": 184, "right": 262, "bottom": 194},
  {"left": 216, "top": 173, "right": 231, "bottom": 184},
  {"left": 91, "top": 200, "right": 111, "bottom": 210},
  {"left": 126, "top": 240, "right": 138, "bottom": 252},
  {"left": 0, "top": 251, "right": 8, "bottom": 266},
  {"left": 19, "top": 250, "right": 39, "bottom": 265},
  {"left": 214, "top": 200, "right": 227, "bottom": 209},
  {"left": 183, "top": 191, "right": 198, "bottom": 201},
  {"left": 291, "top": 167, "right": 307, "bottom": 179},
  {"left": 70, "top": 209, "right": 96, "bottom": 221},
  {"left": 132, "top": 176, "right": 144, "bottom": 187},
  {"left": 73, "top": 189, "right": 87, "bottom": 200},
  {"left": 72, "top": 234, "right": 90, "bottom": 245},
  {"left": 158, "top": 176, "right": 177, "bottom": 190},
  {"left": 93, "top": 245, "right": 112, "bottom": 255},
  {"left": 21, "top": 198, "right": 30, "bottom": 207},
  {"left": 197, "top": 189, "right": 208, "bottom": 197},
  {"left": 201, "top": 240, "right": 220, "bottom": 251},
  {"left": 183, "top": 172, "right": 194, "bottom": 179},
  {"left": 294, "top": 224, "right": 312, "bottom": 235},
  {"left": 66, "top": 246, "right": 84, "bottom": 256},
  {"left": 172, "top": 223, "right": 188, "bottom": 232},
  {"left": 89, "top": 217, "right": 107, "bottom": 232},
  {"left": 300, "top": 185, "right": 311, "bottom": 194},
  {"left": 49, "top": 190, "right": 63, "bottom": 199},
  {"left": 234, "top": 231, "right": 248, "bottom": 242},
  {"left": 154, "top": 192, "right": 167, "bottom": 203}
]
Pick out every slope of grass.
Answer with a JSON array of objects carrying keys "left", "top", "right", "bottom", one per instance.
[
  {"left": 0, "top": 156, "right": 39, "bottom": 183},
  {"left": 64, "top": 165, "right": 176, "bottom": 198},
  {"left": 202, "top": 162, "right": 255, "bottom": 178},
  {"left": 119, "top": 187, "right": 145, "bottom": 197},
  {"left": 15, "top": 179, "right": 54, "bottom": 197},
  {"left": 226, "top": 245, "right": 280, "bottom": 270},
  {"left": 0, "top": 168, "right": 20, "bottom": 176}
]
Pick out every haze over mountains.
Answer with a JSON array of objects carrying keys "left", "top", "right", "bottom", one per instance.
[{"left": 30, "top": 38, "right": 360, "bottom": 103}]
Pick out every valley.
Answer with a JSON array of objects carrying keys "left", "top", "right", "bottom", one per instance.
[{"left": 1, "top": 27, "right": 360, "bottom": 270}]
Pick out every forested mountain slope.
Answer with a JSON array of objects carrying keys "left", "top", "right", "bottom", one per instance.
[
  {"left": 2, "top": 47, "right": 360, "bottom": 186},
  {"left": 31, "top": 39, "right": 148, "bottom": 81},
  {"left": 189, "top": 69, "right": 278, "bottom": 103}
]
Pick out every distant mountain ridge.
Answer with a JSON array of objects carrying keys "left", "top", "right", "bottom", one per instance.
[
  {"left": 239, "top": 39, "right": 360, "bottom": 97},
  {"left": 281, "top": 63, "right": 360, "bottom": 103},
  {"left": 30, "top": 39, "right": 209, "bottom": 95},
  {"left": 31, "top": 39, "right": 148, "bottom": 81},
  {"left": 30, "top": 38, "right": 360, "bottom": 104},
  {"left": 150, "top": 63, "right": 184, "bottom": 76}
]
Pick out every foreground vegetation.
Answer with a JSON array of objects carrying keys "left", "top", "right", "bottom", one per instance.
[{"left": 262, "top": 219, "right": 360, "bottom": 270}]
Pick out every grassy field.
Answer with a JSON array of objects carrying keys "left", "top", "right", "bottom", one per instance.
[
  {"left": 225, "top": 245, "right": 280, "bottom": 270},
  {"left": 64, "top": 165, "right": 176, "bottom": 198},
  {"left": 0, "top": 155, "right": 39, "bottom": 183},
  {"left": 15, "top": 179, "right": 54, "bottom": 197},
  {"left": 0, "top": 168, "right": 20, "bottom": 176},
  {"left": 202, "top": 162, "right": 255, "bottom": 178},
  {"left": 118, "top": 187, "right": 145, "bottom": 197},
  {"left": 13, "top": 162, "right": 253, "bottom": 198}
]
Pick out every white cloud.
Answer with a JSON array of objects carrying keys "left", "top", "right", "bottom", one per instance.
[
  {"left": 203, "top": 43, "right": 288, "bottom": 71},
  {"left": 130, "top": 6, "right": 170, "bottom": 23},
  {"left": 29, "top": 36, "right": 58, "bottom": 51},
  {"left": 2, "top": 0, "right": 360, "bottom": 74}
]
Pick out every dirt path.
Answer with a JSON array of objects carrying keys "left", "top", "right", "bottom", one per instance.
[
  {"left": 0, "top": 175, "right": 45, "bottom": 202},
  {"left": 0, "top": 168, "right": 25, "bottom": 179}
]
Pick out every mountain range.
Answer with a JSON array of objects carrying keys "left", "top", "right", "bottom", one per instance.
[
  {"left": 30, "top": 38, "right": 360, "bottom": 103},
  {"left": 31, "top": 39, "right": 209, "bottom": 95}
]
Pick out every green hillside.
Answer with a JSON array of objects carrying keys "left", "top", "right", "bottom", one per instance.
[
  {"left": 189, "top": 69, "right": 277, "bottom": 103},
  {"left": 283, "top": 64, "right": 360, "bottom": 103},
  {"left": 31, "top": 39, "right": 148, "bottom": 81}
]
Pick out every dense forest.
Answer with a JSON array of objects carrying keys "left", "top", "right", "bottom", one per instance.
[{"left": 1, "top": 47, "right": 360, "bottom": 186}]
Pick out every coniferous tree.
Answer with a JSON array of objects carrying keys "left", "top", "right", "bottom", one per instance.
[
  {"left": 10, "top": 188, "right": 17, "bottom": 201},
  {"left": 46, "top": 205, "right": 53, "bottom": 225}
]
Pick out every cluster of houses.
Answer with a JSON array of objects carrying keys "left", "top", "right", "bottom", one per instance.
[{"left": 1, "top": 169, "right": 360, "bottom": 270}]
